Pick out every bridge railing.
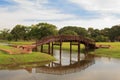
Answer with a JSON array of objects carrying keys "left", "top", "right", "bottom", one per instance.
[{"left": 36, "top": 35, "right": 95, "bottom": 46}]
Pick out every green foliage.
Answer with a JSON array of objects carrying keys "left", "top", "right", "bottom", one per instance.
[
  {"left": 11, "top": 25, "right": 27, "bottom": 41},
  {"left": 28, "top": 25, "right": 41, "bottom": 40},
  {"left": 0, "top": 29, "right": 12, "bottom": 41},
  {"left": 95, "top": 35, "right": 109, "bottom": 42},
  {"left": 59, "top": 26, "right": 88, "bottom": 37},
  {"left": 60, "top": 30, "right": 78, "bottom": 35},
  {"left": 109, "top": 25, "right": 120, "bottom": 41},
  {"left": 28, "top": 23, "right": 58, "bottom": 40},
  {"left": 87, "top": 27, "right": 110, "bottom": 42},
  {"left": 38, "top": 23, "right": 58, "bottom": 39},
  {"left": 1, "top": 22, "right": 120, "bottom": 42}
]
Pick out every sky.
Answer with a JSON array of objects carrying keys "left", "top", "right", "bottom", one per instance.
[{"left": 0, "top": 0, "right": 120, "bottom": 30}]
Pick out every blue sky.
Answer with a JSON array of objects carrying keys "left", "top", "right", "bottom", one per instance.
[{"left": 0, "top": 0, "right": 120, "bottom": 30}]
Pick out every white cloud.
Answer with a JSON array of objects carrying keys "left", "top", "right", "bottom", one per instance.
[
  {"left": 58, "top": 0, "right": 120, "bottom": 29},
  {"left": 69, "top": 0, "right": 120, "bottom": 13},
  {"left": 0, "top": 0, "right": 76, "bottom": 30},
  {"left": 50, "top": 17, "right": 120, "bottom": 29},
  {"left": 0, "top": 0, "right": 120, "bottom": 30}
]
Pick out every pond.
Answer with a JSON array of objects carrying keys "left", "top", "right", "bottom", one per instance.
[{"left": 0, "top": 50, "right": 120, "bottom": 80}]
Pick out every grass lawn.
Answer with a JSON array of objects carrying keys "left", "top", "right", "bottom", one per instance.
[
  {"left": 0, "top": 45, "right": 22, "bottom": 54},
  {"left": 52, "top": 42, "right": 120, "bottom": 58},
  {"left": 37, "top": 42, "right": 120, "bottom": 58},
  {"left": 7, "top": 41, "right": 35, "bottom": 45},
  {"left": 42, "top": 42, "right": 85, "bottom": 52},
  {"left": 91, "top": 42, "right": 120, "bottom": 58},
  {"left": 43, "top": 42, "right": 120, "bottom": 58},
  {"left": 1, "top": 41, "right": 120, "bottom": 59},
  {"left": 0, "top": 51, "right": 55, "bottom": 65},
  {"left": 0, "top": 42, "right": 55, "bottom": 65}
]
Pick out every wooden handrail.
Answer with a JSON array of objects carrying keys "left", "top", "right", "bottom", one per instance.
[{"left": 36, "top": 35, "right": 95, "bottom": 49}]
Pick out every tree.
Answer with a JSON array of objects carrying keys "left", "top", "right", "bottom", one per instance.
[
  {"left": 95, "top": 35, "right": 109, "bottom": 42},
  {"left": 87, "top": 27, "right": 94, "bottom": 38},
  {"left": 109, "top": 25, "right": 120, "bottom": 41},
  {"left": 101, "top": 28, "right": 110, "bottom": 37},
  {"left": 59, "top": 26, "right": 88, "bottom": 37},
  {"left": 38, "top": 23, "right": 58, "bottom": 39},
  {"left": 0, "top": 29, "right": 12, "bottom": 41},
  {"left": 6, "top": 33, "right": 13, "bottom": 41},
  {"left": 29, "top": 23, "right": 58, "bottom": 40},
  {"left": 11, "top": 25, "right": 27, "bottom": 41},
  {"left": 87, "top": 28, "right": 109, "bottom": 42},
  {"left": 60, "top": 30, "right": 78, "bottom": 35},
  {"left": 87, "top": 28, "right": 100, "bottom": 41},
  {"left": 28, "top": 25, "right": 41, "bottom": 40}
]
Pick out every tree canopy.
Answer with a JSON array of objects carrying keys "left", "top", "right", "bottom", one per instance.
[
  {"left": 59, "top": 26, "right": 88, "bottom": 37},
  {"left": 0, "top": 22, "right": 120, "bottom": 42}
]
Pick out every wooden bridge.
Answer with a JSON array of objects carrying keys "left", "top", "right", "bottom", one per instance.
[
  {"left": 35, "top": 35, "right": 95, "bottom": 63},
  {"left": 36, "top": 35, "right": 95, "bottom": 47}
]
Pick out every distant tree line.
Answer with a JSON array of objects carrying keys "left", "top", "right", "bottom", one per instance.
[{"left": 0, "top": 22, "right": 120, "bottom": 42}]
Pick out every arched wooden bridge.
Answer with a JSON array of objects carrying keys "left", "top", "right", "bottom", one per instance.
[
  {"left": 36, "top": 35, "right": 95, "bottom": 47},
  {"left": 35, "top": 35, "right": 95, "bottom": 62}
]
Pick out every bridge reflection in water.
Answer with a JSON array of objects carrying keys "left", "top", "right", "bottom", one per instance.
[
  {"left": 36, "top": 54, "right": 95, "bottom": 75},
  {"left": 0, "top": 55, "right": 95, "bottom": 75}
]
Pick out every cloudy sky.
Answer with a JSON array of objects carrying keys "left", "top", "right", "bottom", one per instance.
[{"left": 0, "top": 0, "right": 120, "bottom": 30}]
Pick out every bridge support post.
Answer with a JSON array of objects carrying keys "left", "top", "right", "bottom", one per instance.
[
  {"left": 41, "top": 45, "right": 43, "bottom": 52},
  {"left": 60, "top": 41, "right": 62, "bottom": 65},
  {"left": 48, "top": 43, "right": 50, "bottom": 54},
  {"left": 51, "top": 42, "right": 54, "bottom": 56},
  {"left": 78, "top": 42, "right": 80, "bottom": 62},
  {"left": 70, "top": 42, "right": 72, "bottom": 64},
  {"left": 85, "top": 43, "right": 89, "bottom": 55}
]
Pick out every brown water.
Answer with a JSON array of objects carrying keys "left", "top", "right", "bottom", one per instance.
[{"left": 0, "top": 50, "right": 120, "bottom": 80}]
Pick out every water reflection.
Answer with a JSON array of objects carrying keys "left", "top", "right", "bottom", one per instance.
[
  {"left": 0, "top": 61, "right": 51, "bottom": 73},
  {"left": 0, "top": 54, "right": 95, "bottom": 75},
  {"left": 1, "top": 50, "right": 120, "bottom": 80},
  {"left": 36, "top": 54, "right": 95, "bottom": 75}
]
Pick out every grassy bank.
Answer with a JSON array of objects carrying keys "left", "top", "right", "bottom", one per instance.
[
  {"left": 91, "top": 42, "right": 120, "bottom": 58},
  {"left": 42, "top": 42, "right": 85, "bottom": 52},
  {"left": 0, "top": 45, "right": 22, "bottom": 54},
  {"left": 59, "top": 42, "right": 120, "bottom": 58},
  {"left": 7, "top": 41, "right": 34, "bottom": 45},
  {"left": 0, "top": 42, "right": 55, "bottom": 65},
  {"left": 1, "top": 41, "right": 120, "bottom": 59},
  {"left": 54, "top": 42, "right": 85, "bottom": 52},
  {"left": 52, "top": 42, "right": 120, "bottom": 58},
  {"left": 43, "top": 42, "right": 120, "bottom": 58},
  {"left": 0, "top": 51, "right": 55, "bottom": 65}
]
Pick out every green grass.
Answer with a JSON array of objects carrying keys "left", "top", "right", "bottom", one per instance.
[
  {"left": 7, "top": 41, "right": 35, "bottom": 45},
  {"left": 0, "top": 51, "right": 56, "bottom": 65},
  {"left": 0, "top": 42, "right": 55, "bottom": 65},
  {"left": 0, "top": 45, "right": 21, "bottom": 54},
  {"left": 43, "top": 42, "right": 120, "bottom": 58},
  {"left": 90, "top": 42, "right": 120, "bottom": 58},
  {"left": 54, "top": 42, "right": 85, "bottom": 52},
  {"left": 53, "top": 42, "right": 120, "bottom": 58},
  {"left": 1, "top": 41, "right": 120, "bottom": 61},
  {"left": 42, "top": 42, "right": 85, "bottom": 52}
]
